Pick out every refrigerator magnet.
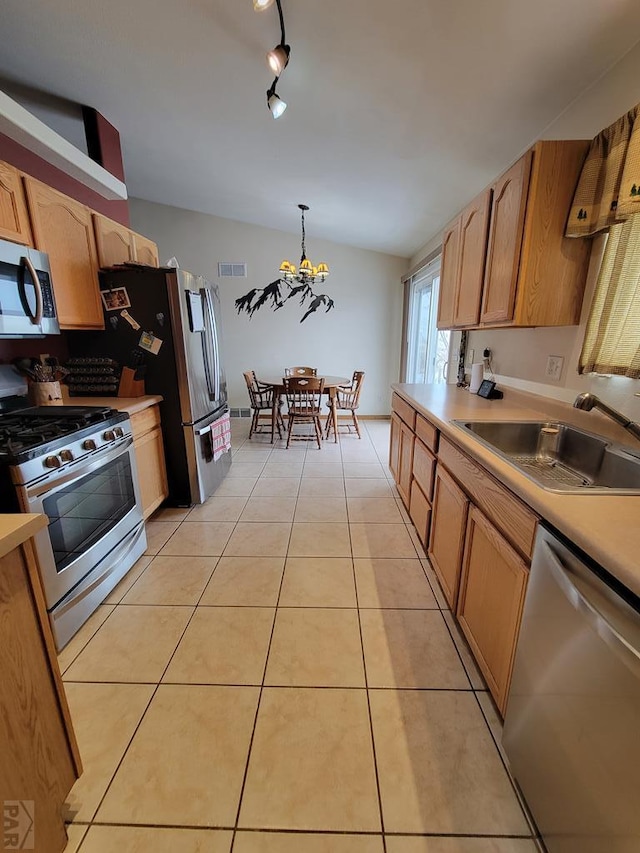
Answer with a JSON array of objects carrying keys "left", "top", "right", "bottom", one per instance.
[
  {"left": 139, "top": 331, "right": 163, "bottom": 355},
  {"left": 101, "top": 287, "right": 131, "bottom": 311},
  {"left": 120, "top": 309, "right": 141, "bottom": 330}
]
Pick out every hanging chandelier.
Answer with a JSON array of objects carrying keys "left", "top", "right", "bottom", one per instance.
[
  {"left": 253, "top": 0, "right": 290, "bottom": 118},
  {"left": 235, "top": 204, "right": 334, "bottom": 322},
  {"left": 278, "top": 205, "right": 329, "bottom": 286}
]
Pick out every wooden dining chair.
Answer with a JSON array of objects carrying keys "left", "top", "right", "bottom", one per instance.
[
  {"left": 325, "top": 371, "right": 365, "bottom": 440},
  {"left": 243, "top": 370, "right": 285, "bottom": 440},
  {"left": 283, "top": 376, "right": 325, "bottom": 449},
  {"left": 287, "top": 366, "right": 317, "bottom": 376}
]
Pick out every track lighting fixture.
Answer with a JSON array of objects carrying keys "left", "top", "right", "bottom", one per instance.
[
  {"left": 253, "top": 0, "right": 274, "bottom": 9},
  {"left": 267, "top": 43, "right": 290, "bottom": 76},
  {"left": 266, "top": 81, "right": 287, "bottom": 119}
]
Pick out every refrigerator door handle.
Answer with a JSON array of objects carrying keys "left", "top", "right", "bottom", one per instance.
[
  {"left": 199, "top": 288, "right": 216, "bottom": 401},
  {"left": 202, "top": 287, "right": 220, "bottom": 402}
]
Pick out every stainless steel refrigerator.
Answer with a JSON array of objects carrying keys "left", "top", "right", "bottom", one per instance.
[{"left": 69, "top": 265, "right": 231, "bottom": 506}]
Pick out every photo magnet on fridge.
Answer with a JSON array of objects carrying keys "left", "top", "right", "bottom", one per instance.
[
  {"left": 101, "top": 287, "right": 131, "bottom": 311},
  {"left": 139, "top": 330, "right": 163, "bottom": 355}
]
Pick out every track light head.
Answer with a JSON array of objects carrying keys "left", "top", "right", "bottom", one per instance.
[
  {"left": 253, "top": 0, "right": 274, "bottom": 9},
  {"left": 267, "top": 44, "right": 290, "bottom": 76},
  {"left": 267, "top": 84, "right": 287, "bottom": 119}
]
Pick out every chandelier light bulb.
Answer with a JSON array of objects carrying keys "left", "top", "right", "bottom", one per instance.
[
  {"left": 267, "top": 88, "right": 287, "bottom": 119},
  {"left": 253, "top": 0, "right": 274, "bottom": 9},
  {"left": 267, "top": 44, "right": 290, "bottom": 76}
]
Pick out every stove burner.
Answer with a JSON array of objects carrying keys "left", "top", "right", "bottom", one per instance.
[{"left": 0, "top": 405, "right": 118, "bottom": 457}]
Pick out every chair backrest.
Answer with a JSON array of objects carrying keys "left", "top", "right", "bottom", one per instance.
[
  {"left": 337, "top": 370, "right": 365, "bottom": 409},
  {"left": 243, "top": 370, "right": 273, "bottom": 408},
  {"left": 283, "top": 376, "right": 325, "bottom": 413},
  {"left": 288, "top": 366, "right": 317, "bottom": 376}
]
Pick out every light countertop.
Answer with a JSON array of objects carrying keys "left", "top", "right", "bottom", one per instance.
[
  {"left": 61, "top": 395, "right": 163, "bottom": 416},
  {"left": 393, "top": 383, "right": 640, "bottom": 598},
  {"left": 0, "top": 514, "right": 48, "bottom": 560}
]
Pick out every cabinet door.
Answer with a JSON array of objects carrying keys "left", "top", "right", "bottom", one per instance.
[
  {"left": 389, "top": 412, "right": 402, "bottom": 483},
  {"left": 135, "top": 426, "right": 169, "bottom": 519},
  {"left": 397, "top": 419, "right": 414, "bottom": 508},
  {"left": 427, "top": 465, "right": 468, "bottom": 608},
  {"left": 480, "top": 152, "right": 532, "bottom": 325},
  {"left": 412, "top": 437, "right": 436, "bottom": 500},
  {"left": 409, "top": 479, "right": 431, "bottom": 548},
  {"left": 457, "top": 506, "right": 528, "bottom": 715},
  {"left": 0, "top": 161, "right": 32, "bottom": 244},
  {"left": 454, "top": 188, "right": 491, "bottom": 326},
  {"left": 436, "top": 217, "right": 460, "bottom": 328},
  {"left": 94, "top": 213, "right": 136, "bottom": 267},
  {"left": 24, "top": 178, "right": 104, "bottom": 329},
  {"left": 133, "top": 233, "right": 160, "bottom": 267}
]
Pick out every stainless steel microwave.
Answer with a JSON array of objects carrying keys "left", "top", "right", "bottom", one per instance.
[{"left": 0, "top": 238, "right": 59, "bottom": 338}]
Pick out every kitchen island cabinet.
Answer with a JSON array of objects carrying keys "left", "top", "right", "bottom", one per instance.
[{"left": 0, "top": 515, "right": 82, "bottom": 853}]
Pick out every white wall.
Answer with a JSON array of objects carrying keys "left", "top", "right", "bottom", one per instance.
[{"left": 129, "top": 198, "right": 408, "bottom": 415}]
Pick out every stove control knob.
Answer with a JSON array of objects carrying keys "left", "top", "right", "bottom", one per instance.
[
  {"left": 114, "top": 426, "right": 124, "bottom": 438},
  {"left": 59, "top": 449, "right": 74, "bottom": 462},
  {"left": 45, "top": 455, "right": 62, "bottom": 469},
  {"left": 82, "top": 439, "right": 97, "bottom": 451},
  {"left": 103, "top": 429, "right": 116, "bottom": 441}
]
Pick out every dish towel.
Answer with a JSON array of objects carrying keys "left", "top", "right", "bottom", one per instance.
[{"left": 211, "top": 411, "right": 232, "bottom": 461}]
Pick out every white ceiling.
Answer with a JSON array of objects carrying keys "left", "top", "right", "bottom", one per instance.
[{"left": 1, "top": 0, "right": 640, "bottom": 257}]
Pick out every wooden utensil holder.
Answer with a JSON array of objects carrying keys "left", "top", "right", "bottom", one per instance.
[
  {"left": 29, "top": 381, "right": 63, "bottom": 406},
  {"left": 118, "top": 367, "right": 146, "bottom": 398}
]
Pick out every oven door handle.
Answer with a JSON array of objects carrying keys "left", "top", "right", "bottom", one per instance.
[
  {"left": 27, "top": 437, "right": 134, "bottom": 499},
  {"left": 23, "top": 256, "right": 44, "bottom": 326}
]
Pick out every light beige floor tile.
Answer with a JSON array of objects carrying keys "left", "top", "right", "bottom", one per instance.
[
  {"left": 370, "top": 690, "right": 529, "bottom": 835},
  {"left": 164, "top": 607, "right": 274, "bottom": 685},
  {"left": 63, "top": 824, "right": 88, "bottom": 852},
  {"left": 214, "top": 477, "right": 258, "bottom": 497},
  {"left": 159, "top": 522, "right": 235, "bottom": 556},
  {"left": 442, "top": 610, "right": 487, "bottom": 690},
  {"left": 265, "top": 608, "right": 364, "bottom": 687},
  {"left": 475, "top": 690, "right": 508, "bottom": 765},
  {"left": 200, "top": 556, "right": 284, "bottom": 606},
  {"left": 227, "top": 462, "right": 266, "bottom": 478},
  {"left": 186, "top": 496, "right": 248, "bottom": 522},
  {"left": 251, "top": 477, "right": 301, "bottom": 497},
  {"left": 121, "top": 555, "right": 218, "bottom": 605},
  {"left": 240, "top": 496, "right": 297, "bottom": 522},
  {"left": 261, "top": 461, "right": 304, "bottom": 478},
  {"left": 63, "top": 605, "right": 193, "bottom": 683},
  {"left": 395, "top": 498, "right": 412, "bottom": 524},
  {"left": 64, "top": 683, "right": 154, "bottom": 822},
  {"left": 385, "top": 838, "right": 538, "bottom": 853},
  {"left": 343, "top": 463, "right": 386, "bottom": 479},
  {"left": 360, "top": 610, "right": 470, "bottom": 689},
  {"left": 152, "top": 506, "right": 192, "bottom": 521},
  {"left": 58, "top": 605, "right": 115, "bottom": 674},
  {"left": 406, "top": 523, "right": 427, "bottom": 558},
  {"left": 288, "top": 522, "right": 351, "bottom": 557},
  {"left": 420, "top": 558, "right": 450, "bottom": 609},
  {"left": 294, "top": 496, "right": 348, "bottom": 522},
  {"left": 234, "top": 832, "right": 384, "bottom": 852},
  {"left": 279, "top": 556, "right": 356, "bottom": 607},
  {"left": 340, "top": 450, "right": 380, "bottom": 464},
  {"left": 103, "top": 554, "right": 155, "bottom": 604},
  {"left": 144, "top": 521, "right": 180, "bottom": 555},
  {"left": 350, "top": 524, "right": 417, "bottom": 558},
  {"left": 302, "top": 462, "right": 344, "bottom": 478},
  {"left": 354, "top": 559, "right": 438, "bottom": 609},
  {"left": 345, "top": 478, "right": 394, "bottom": 498},
  {"left": 347, "top": 497, "right": 404, "bottom": 523},
  {"left": 224, "top": 522, "right": 291, "bottom": 556},
  {"left": 239, "top": 687, "right": 380, "bottom": 831},
  {"left": 97, "top": 685, "right": 259, "bottom": 827},
  {"left": 232, "top": 450, "right": 272, "bottom": 464},
  {"left": 298, "top": 477, "right": 345, "bottom": 496},
  {"left": 79, "top": 825, "right": 233, "bottom": 853}
]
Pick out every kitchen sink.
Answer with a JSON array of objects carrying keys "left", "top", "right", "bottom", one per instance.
[{"left": 452, "top": 420, "right": 640, "bottom": 494}]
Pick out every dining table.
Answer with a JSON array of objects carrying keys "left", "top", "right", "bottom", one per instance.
[{"left": 255, "top": 375, "right": 350, "bottom": 444}]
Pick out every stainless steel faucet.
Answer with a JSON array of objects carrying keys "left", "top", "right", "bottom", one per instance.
[{"left": 573, "top": 393, "right": 640, "bottom": 441}]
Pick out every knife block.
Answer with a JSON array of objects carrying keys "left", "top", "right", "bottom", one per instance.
[{"left": 118, "top": 367, "right": 145, "bottom": 398}]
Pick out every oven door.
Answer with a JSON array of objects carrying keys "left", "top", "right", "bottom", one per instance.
[{"left": 22, "top": 436, "right": 144, "bottom": 607}]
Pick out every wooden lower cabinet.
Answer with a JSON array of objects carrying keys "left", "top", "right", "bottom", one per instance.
[
  {"left": 427, "top": 466, "right": 469, "bottom": 609},
  {"left": 396, "top": 418, "right": 414, "bottom": 507},
  {"left": 409, "top": 479, "right": 431, "bottom": 547},
  {"left": 130, "top": 405, "right": 169, "bottom": 518},
  {"left": 456, "top": 506, "right": 529, "bottom": 715},
  {"left": 0, "top": 531, "right": 81, "bottom": 853},
  {"left": 389, "top": 412, "right": 401, "bottom": 483}
]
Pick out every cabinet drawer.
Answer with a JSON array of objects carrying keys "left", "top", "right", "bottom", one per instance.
[
  {"left": 409, "top": 479, "right": 431, "bottom": 548},
  {"left": 415, "top": 413, "right": 438, "bottom": 451},
  {"left": 391, "top": 393, "right": 416, "bottom": 431},
  {"left": 412, "top": 438, "right": 436, "bottom": 500},
  {"left": 438, "top": 436, "right": 537, "bottom": 558},
  {"left": 130, "top": 404, "right": 161, "bottom": 440}
]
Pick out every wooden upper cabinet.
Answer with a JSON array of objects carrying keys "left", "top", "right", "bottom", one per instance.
[
  {"left": 94, "top": 213, "right": 136, "bottom": 267},
  {"left": 454, "top": 188, "right": 491, "bottom": 326},
  {"left": 24, "top": 178, "right": 104, "bottom": 330},
  {"left": 133, "top": 233, "right": 160, "bottom": 266},
  {"left": 481, "top": 152, "right": 532, "bottom": 325},
  {"left": 0, "top": 161, "right": 33, "bottom": 245},
  {"left": 436, "top": 218, "right": 460, "bottom": 328}
]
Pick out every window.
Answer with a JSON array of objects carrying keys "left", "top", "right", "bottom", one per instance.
[{"left": 406, "top": 257, "right": 450, "bottom": 384}]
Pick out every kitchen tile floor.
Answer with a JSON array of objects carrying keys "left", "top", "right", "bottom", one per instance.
[{"left": 60, "top": 419, "right": 539, "bottom": 852}]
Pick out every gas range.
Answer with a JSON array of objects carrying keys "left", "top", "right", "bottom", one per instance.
[{"left": 0, "top": 405, "right": 131, "bottom": 487}]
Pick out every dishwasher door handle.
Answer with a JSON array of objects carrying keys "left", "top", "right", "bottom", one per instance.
[{"left": 542, "top": 539, "right": 640, "bottom": 679}]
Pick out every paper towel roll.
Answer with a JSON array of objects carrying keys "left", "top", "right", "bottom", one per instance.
[{"left": 469, "top": 362, "right": 484, "bottom": 393}]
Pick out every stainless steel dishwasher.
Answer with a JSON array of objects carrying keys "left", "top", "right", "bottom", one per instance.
[{"left": 502, "top": 524, "right": 640, "bottom": 853}]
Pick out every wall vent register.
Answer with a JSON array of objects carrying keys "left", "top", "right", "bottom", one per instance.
[{"left": 218, "top": 262, "right": 247, "bottom": 278}]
